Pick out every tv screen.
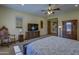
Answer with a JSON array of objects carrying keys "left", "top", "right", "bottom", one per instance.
[{"left": 28, "top": 24, "right": 38, "bottom": 31}]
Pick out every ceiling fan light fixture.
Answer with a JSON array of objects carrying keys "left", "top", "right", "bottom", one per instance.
[
  {"left": 48, "top": 11, "right": 51, "bottom": 15},
  {"left": 50, "top": 11, "right": 53, "bottom": 13},
  {"left": 48, "top": 11, "right": 52, "bottom": 15},
  {"left": 41, "top": 4, "right": 60, "bottom": 15}
]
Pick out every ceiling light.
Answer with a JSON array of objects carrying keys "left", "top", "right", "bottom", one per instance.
[
  {"left": 48, "top": 11, "right": 51, "bottom": 15},
  {"left": 75, "top": 4, "right": 78, "bottom": 7},
  {"left": 21, "top": 4, "right": 24, "bottom": 6},
  {"left": 50, "top": 11, "right": 52, "bottom": 13}
]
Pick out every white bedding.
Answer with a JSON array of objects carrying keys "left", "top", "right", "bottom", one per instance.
[{"left": 26, "top": 36, "right": 79, "bottom": 55}]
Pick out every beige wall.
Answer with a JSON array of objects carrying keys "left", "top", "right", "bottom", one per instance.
[
  {"left": 1, "top": 5, "right": 79, "bottom": 40},
  {"left": 0, "top": 7, "right": 47, "bottom": 40}
]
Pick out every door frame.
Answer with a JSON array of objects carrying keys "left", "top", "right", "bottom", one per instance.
[{"left": 47, "top": 19, "right": 58, "bottom": 36}]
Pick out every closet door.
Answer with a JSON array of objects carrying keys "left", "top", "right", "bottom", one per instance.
[{"left": 62, "top": 20, "right": 77, "bottom": 40}]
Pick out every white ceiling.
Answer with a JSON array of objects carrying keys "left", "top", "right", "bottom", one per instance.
[{"left": 1, "top": 4, "right": 79, "bottom": 16}]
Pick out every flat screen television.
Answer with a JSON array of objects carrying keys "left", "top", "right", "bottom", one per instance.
[{"left": 28, "top": 24, "right": 38, "bottom": 31}]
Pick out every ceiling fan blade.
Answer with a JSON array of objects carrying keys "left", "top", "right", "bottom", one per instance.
[
  {"left": 41, "top": 10, "right": 47, "bottom": 12},
  {"left": 53, "top": 8, "right": 60, "bottom": 10},
  {"left": 44, "top": 12, "right": 48, "bottom": 14},
  {"left": 52, "top": 12, "right": 55, "bottom": 14}
]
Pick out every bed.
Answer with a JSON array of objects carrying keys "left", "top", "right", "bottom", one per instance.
[{"left": 23, "top": 36, "right": 79, "bottom": 55}]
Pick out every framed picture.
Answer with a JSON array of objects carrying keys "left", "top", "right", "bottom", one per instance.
[{"left": 16, "top": 16, "right": 23, "bottom": 28}]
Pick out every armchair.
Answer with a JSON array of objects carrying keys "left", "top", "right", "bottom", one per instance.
[{"left": 0, "top": 26, "right": 15, "bottom": 46}]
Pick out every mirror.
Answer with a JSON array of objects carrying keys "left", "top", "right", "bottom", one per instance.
[{"left": 66, "top": 22, "right": 72, "bottom": 34}]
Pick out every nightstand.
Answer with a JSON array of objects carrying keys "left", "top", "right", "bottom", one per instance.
[{"left": 18, "top": 34, "right": 24, "bottom": 42}]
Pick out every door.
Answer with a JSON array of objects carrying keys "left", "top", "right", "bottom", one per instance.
[
  {"left": 47, "top": 21, "right": 51, "bottom": 34},
  {"left": 62, "top": 20, "right": 77, "bottom": 40},
  {"left": 47, "top": 20, "right": 58, "bottom": 35}
]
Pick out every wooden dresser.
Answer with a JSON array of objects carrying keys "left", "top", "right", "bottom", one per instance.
[{"left": 25, "top": 31, "right": 40, "bottom": 40}]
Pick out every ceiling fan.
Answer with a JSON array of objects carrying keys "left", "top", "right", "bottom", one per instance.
[{"left": 41, "top": 4, "right": 60, "bottom": 15}]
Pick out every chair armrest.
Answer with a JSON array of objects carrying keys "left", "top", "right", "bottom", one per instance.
[{"left": 9, "top": 34, "right": 16, "bottom": 42}]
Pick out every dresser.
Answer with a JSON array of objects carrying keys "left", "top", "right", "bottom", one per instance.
[{"left": 25, "top": 31, "right": 40, "bottom": 40}]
